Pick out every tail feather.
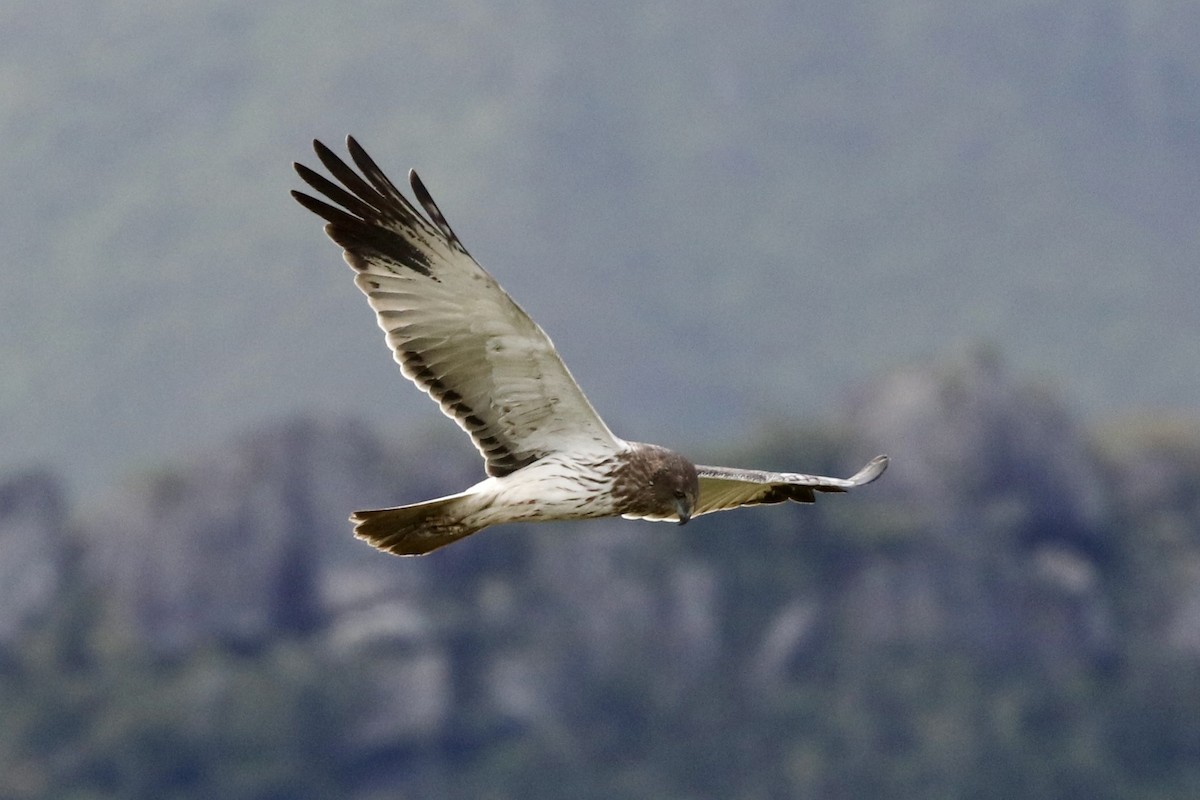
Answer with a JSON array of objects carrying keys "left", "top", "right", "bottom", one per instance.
[{"left": 351, "top": 493, "right": 486, "bottom": 556}]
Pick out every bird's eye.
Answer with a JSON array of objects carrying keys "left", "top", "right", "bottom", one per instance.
[{"left": 673, "top": 489, "right": 685, "bottom": 499}]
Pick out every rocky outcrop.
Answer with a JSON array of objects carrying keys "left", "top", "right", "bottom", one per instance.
[
  {"left": 0, "top": 469, "right": 69, "bottom": 645},
  {"left": 1096, "top": 419, "right": 1200, "bottom": 658},
  {"left": 851, "top": 346, "right": 1108, "bottom": 547},
  {"left": 823, "top": 347, "right": 1116, "bottom": 664},
  {"left": 83, "top": 418, "right": 473, "bottom": 652},
  {"left": 5, "top": 352, "right": 1196, "bottom": 777},
  {"left": 69, "top": 353, "right": 1123, "bottom": 691}
]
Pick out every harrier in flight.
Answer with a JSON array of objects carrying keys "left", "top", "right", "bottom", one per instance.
[{"left": 293, "top": 138, "right": 887, "bottom": 555}]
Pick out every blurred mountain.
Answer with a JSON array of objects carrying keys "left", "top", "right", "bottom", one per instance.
[
  {"left": 3, "top": 352, "right": 1199, "bottom": 798},
  {"left": 0, "top": 470, "right": 69, "bottom": 643},
  {"left": 2, "top": 0, "right": 1199, "bottom": 500}
]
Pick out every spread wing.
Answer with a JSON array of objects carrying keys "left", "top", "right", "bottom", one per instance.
[
  {"left": 292, "top": 137, "right": 620, "bottom": 476},
  {"left": 692, "top": 455, "right": 888, "bottom": 517}
]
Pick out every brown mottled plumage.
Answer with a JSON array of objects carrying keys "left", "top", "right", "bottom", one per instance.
[{"left": 293, "top": 137, "right": 888, "bottom": 556}]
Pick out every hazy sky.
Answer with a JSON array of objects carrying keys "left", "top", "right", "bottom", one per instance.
[{"left": 3, "top": 0, "right": 1198, "bottom": 499}]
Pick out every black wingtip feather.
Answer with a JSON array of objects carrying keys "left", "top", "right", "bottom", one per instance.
[
  {"left": 346, "top": 136, "right": 417, "bottom": 213},
  {"left": 291, "top": 189, "right": 364, "bottom": 229},
  {"left": 296, "top": 138, "right": 467, "bottom": 258},
  {"left": 294, "top": 138, "right": 464, "bottom": 278},
  {"left": 408, "top": 169, "right": 468, "bottom": 253},
  {"left": 310, "top": 139, "right": 345, "bottom": 180},
  {"left": 312, "top": 137, "right": 335, "bottom": 162}
]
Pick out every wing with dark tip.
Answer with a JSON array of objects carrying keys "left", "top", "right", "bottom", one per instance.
[
  {"left": 692, "top": 455, "right": 889, "bottom": 517},
  {"left": 293, "top": 137, "right": 621, "bottom": 476}
]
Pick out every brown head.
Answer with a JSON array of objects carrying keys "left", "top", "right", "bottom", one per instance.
[{"left": 614, "top": 444, "right": 700, "bottom": 524}]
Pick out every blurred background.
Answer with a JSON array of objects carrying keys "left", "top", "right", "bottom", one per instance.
[{"left": 2, "top": 0, "right": 1198, "bottom": 797}]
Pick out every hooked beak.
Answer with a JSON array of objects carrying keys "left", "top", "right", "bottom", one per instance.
[{"left": 675, "top": 498, "right": 692, "bottom": 526}]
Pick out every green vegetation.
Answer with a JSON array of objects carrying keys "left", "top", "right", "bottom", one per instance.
[
  {"left": 0, "top": 584, "right": 354, "bottom": 800},
  {"left": 3, "top": 416, "right": 1199, "bottom": 799}
]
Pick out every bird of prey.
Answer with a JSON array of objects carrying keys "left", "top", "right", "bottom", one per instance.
[{"left": 292, "top": 137, "right": 888, "bottom": 556}]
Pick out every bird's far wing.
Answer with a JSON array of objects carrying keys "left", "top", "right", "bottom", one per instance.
[
  {"left": 692, "top": 455, "right": 889, "bottom": 517},
  {"left": 293, "top": 137, "right": 620, "bottom": 476}
]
